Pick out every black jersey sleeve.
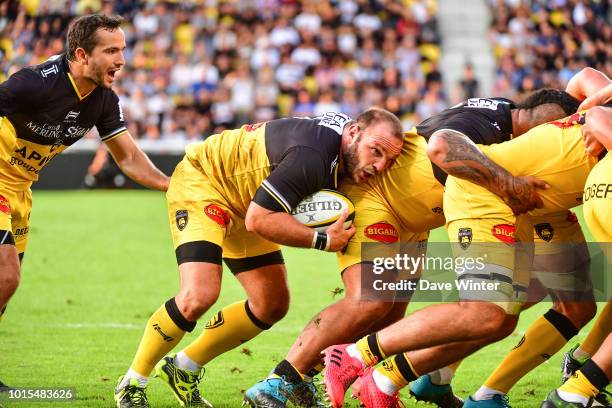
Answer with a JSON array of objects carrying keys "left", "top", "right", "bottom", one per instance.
[
  {"left": 97, "top": 90, "right": 128, "bottom": 142},
  {"left": 253, "top": 146, "right": 328, "bottom": 213},
  {"left": 0, "top": 68, "right": 44, "bottom": 116}
]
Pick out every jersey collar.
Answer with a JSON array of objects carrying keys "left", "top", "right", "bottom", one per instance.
[{"left": 63, "top": 55, "right": 96, "bottom": 101}]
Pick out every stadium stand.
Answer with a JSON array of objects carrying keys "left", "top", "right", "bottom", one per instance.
[
  {"left": 0, "top": 0, "right": 444, "bottom": 149},
  {"left": 487, "top": 0, "right": 610, "bottom": 100}
]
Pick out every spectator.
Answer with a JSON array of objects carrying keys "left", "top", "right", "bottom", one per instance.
[{"left": 1, "top": 0, "right": 445, "bottom": 147}]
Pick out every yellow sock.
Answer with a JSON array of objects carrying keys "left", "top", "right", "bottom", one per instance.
[
  {"left": 376, "top": 353, "right": 419, "bottom": 389},
  {"left": 558, "top": 371, "right": 599, "bottom": 399},
  {"left": 130, "top": 299, "right": 192, "bottom": 376},
  {"left": 356, "top": 334, "right": 387, "bottom": 366},
  {"left": 581, "top": 301, "right": 612, "bottom": 356},
  {"left": 485, "top": 310, "right": 577, "bottom": 393},
  {"left": 182, "top": 300, "right": 270, "bottom": 366}
]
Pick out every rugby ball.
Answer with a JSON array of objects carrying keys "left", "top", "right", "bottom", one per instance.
[{"left": 292, "top": 189, "right": 355, "bottom": 232}]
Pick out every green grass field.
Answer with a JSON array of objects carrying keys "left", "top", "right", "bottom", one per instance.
[{"left": 0, "top": 191, "right": 605, "bottom": 407}]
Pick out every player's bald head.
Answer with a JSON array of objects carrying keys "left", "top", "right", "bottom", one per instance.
[{"left": 354, "top": 107, "right": 404, "bottom": 141}]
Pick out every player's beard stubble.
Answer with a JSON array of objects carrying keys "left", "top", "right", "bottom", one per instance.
[
  {"left": 88, "top": 60, "right": 113, "bottom": 89},
  {"left": 342, "top": 134, "right": 361, "bottom": 181}
]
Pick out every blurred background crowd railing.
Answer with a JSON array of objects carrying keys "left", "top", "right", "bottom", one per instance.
[{"left": 0, "top": 0, "right": 609, "bottom": 154}]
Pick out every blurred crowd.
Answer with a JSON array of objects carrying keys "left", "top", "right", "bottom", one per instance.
[
  {"left": 0, "top": 0, "right": 443, "bottom": 147},
  {"left": 487, "top": 0, "right": 610, "bottom": 100}
]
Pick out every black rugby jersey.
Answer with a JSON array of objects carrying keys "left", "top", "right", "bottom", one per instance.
[
  {"left": 253, "top": 112, "right": 347, "bottom": 212},
  {"left": 416, "top": 97, "right": 515, "bottom": 184},
  {"left": 0, "top": 54, "right": 126, "bottom": 188}
]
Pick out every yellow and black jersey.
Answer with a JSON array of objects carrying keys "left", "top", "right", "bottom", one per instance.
[
  {"left": 444, "top": 111, "right": 599, "bottom": 225},
  {"left": 184, "top": 112, "right": 348, "bottom": 218},
  {"left": 416, "top": 97, "right": 515, "bottom": 184},
  {"left": 0, "top": 54, "right": 127, "bottom": 189},
  {"left": 341, "top": 98, "right": 517, "bottom": 238}
]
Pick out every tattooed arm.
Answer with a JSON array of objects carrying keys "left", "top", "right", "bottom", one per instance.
[{"left": 427, "top": 129, "right": 548, "bottom": 215}]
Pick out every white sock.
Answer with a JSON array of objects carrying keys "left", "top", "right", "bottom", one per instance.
[
  {"left": 473, "top": 386, "right": 504, "bottom": 401},
  {"left": 557, "top": 389, "right": 589, "bottom": 406},
  {"left": 174, "top": 351, "right": 202, "bottom": 372},
  {"left": 373, "top": 369, "right": 398, "bottom": 396},
  {"left": 346, "top": 344, "right": 366, "bottom": 367},
  {"left": 429, "top": 367, "right": 454, "bottom": 385},
  {"left": 122, "top": 369, "right": 148, "bottom": 388},
  {"left": 572, "top": 346, "right": 591, "bottom": 360}
]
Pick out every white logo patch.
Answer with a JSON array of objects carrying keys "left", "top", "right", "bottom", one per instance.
[
  {"left": 462, "top": 98, "right": 509, "bottom": 110},
  {"left": 317, "top": 112, "right": 351, "bottom": 135},
  {"left": 118, "top": 102, "right": 125, "bottom": 122},
  {"left": 40, "top": 65, "right": 59, "bottom": 78},
  {"left": 65, "top": 110, "right": 80, "bottom": 122}
]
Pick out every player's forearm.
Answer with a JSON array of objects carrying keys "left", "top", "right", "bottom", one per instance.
[
  {"left": 427, "top": 130, "right": 513, "bottom": 197},
  {"left": 566, "top": 67, "right": 611, "bottom": 102},
  {"left": 246, "top": 210, "right": 316, "bottom": 248},
  {"left": 115, "top": 150, "right": 169, "bottom": 191},
  {"left": 585, "top": 106, "right": 612, "bottom": 150}
]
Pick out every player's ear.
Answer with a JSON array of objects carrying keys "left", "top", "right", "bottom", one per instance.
[
  {"left": 75, "top": 47, "right": 88, "bottom": 64},
  {"left": 346, "top": 123, "right": 360, "bottom": 142}
]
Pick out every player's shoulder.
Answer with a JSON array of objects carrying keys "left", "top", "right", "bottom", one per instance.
[
  {"left": 267, "top": 112, "right": 350, "bottom": 149},
  {"left": 28, "top": 54, "right": 65, "bottom": 81},
  {"left": 454, "top": 97, "right": 516, "bottom": 110}
]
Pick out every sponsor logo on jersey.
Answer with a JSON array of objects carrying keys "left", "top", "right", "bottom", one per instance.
[
  {"left": 364, "top": 222, "right": 399, "bottom": 243},
  {"left": 205, "top": 204, "right": 230, "bottom": 227},
  {"left": 244, "top": 122, "right": 264, "bottom": 132},
  {"left": 117, "top": 102, "right": 124, "bottom": 122},
  {"left": 0, "top": 195, "right": 10, "bottom": 215},
  {"left": 205, "top": 311, "right": 224, "bottom": 329},
  {"left": 14, "top": 227, "right": 29, "bottom": 236},
  {"left": 152, "top": 323, "right": 174, "bottom": 342},
  {"left": 175, "top": 210, "right": 188, "bottom": 231},
  {"left": 566, "top": 211, "right": 578, "bottom": 223},
  {"left": 492, "top": 224, "right": 515, "bottom": 244},
  {"left": 458, "top": 228, "right": 472, "bottom": 249},
  {"left": 535, "top": 223, "right": 554, "bottom": 242},
  {"left": 317, "top": 112, "right": 351, "bottom": 135},
  {"left": 464, "top": 98, "right": 506, "bottom": 110},
  {"left": 432, "top": 206, "right": 443, "bottom": 214},
  {"left": 40, "top": 64, "right": 59, "bottom": 78},
  {"left": 64, "top": 110, "right": 80, "bottom": 122},
  {"left": 550, "top": 112, "right": 585, "bottom": 128},
  {"left": 583, "top": 183, "right": 612, "bottom": 202}
]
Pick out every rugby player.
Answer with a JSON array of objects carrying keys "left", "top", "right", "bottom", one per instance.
[
  {"left": 0, "top": 14, "right": 169, "bottom": 390},
  {"left": 113, "top": 108, "right": 405, "bottom": 408},
  {"left": 542, "top": 102, "right": 612, "bottom": 407},
  {"left": 322, "top": 73, "right": 609, "bottom": 408},
  {"left": 407, "top": 68, "right": 611, "bottom": 408},
  {"left": 243, "top": 90, "right": 580, "bottom": 408}
]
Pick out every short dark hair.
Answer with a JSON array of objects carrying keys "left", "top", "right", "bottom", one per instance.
[
  {"left": 355, "top": 107, "right": 404, "bottom": 140},
  {"left": 66, "top": 14, "right": 124, "bottom": 61},
  {"left": 516, "top": 88, "right": 580, "bottom": 116}
]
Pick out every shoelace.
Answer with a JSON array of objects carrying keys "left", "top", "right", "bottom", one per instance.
[
  {"left": 125, "top": 385, "right": 148, "bottom": 406},
  {"left": 186, "top": 370, "right": 206, "bottom": 403},
  {"left": 493, "top": 394, "right": 512, "bottom": 408}
]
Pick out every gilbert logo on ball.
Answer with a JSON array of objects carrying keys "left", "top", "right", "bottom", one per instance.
[{"left": 292, "top": 189, "right": 355, "bottom": 232}]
